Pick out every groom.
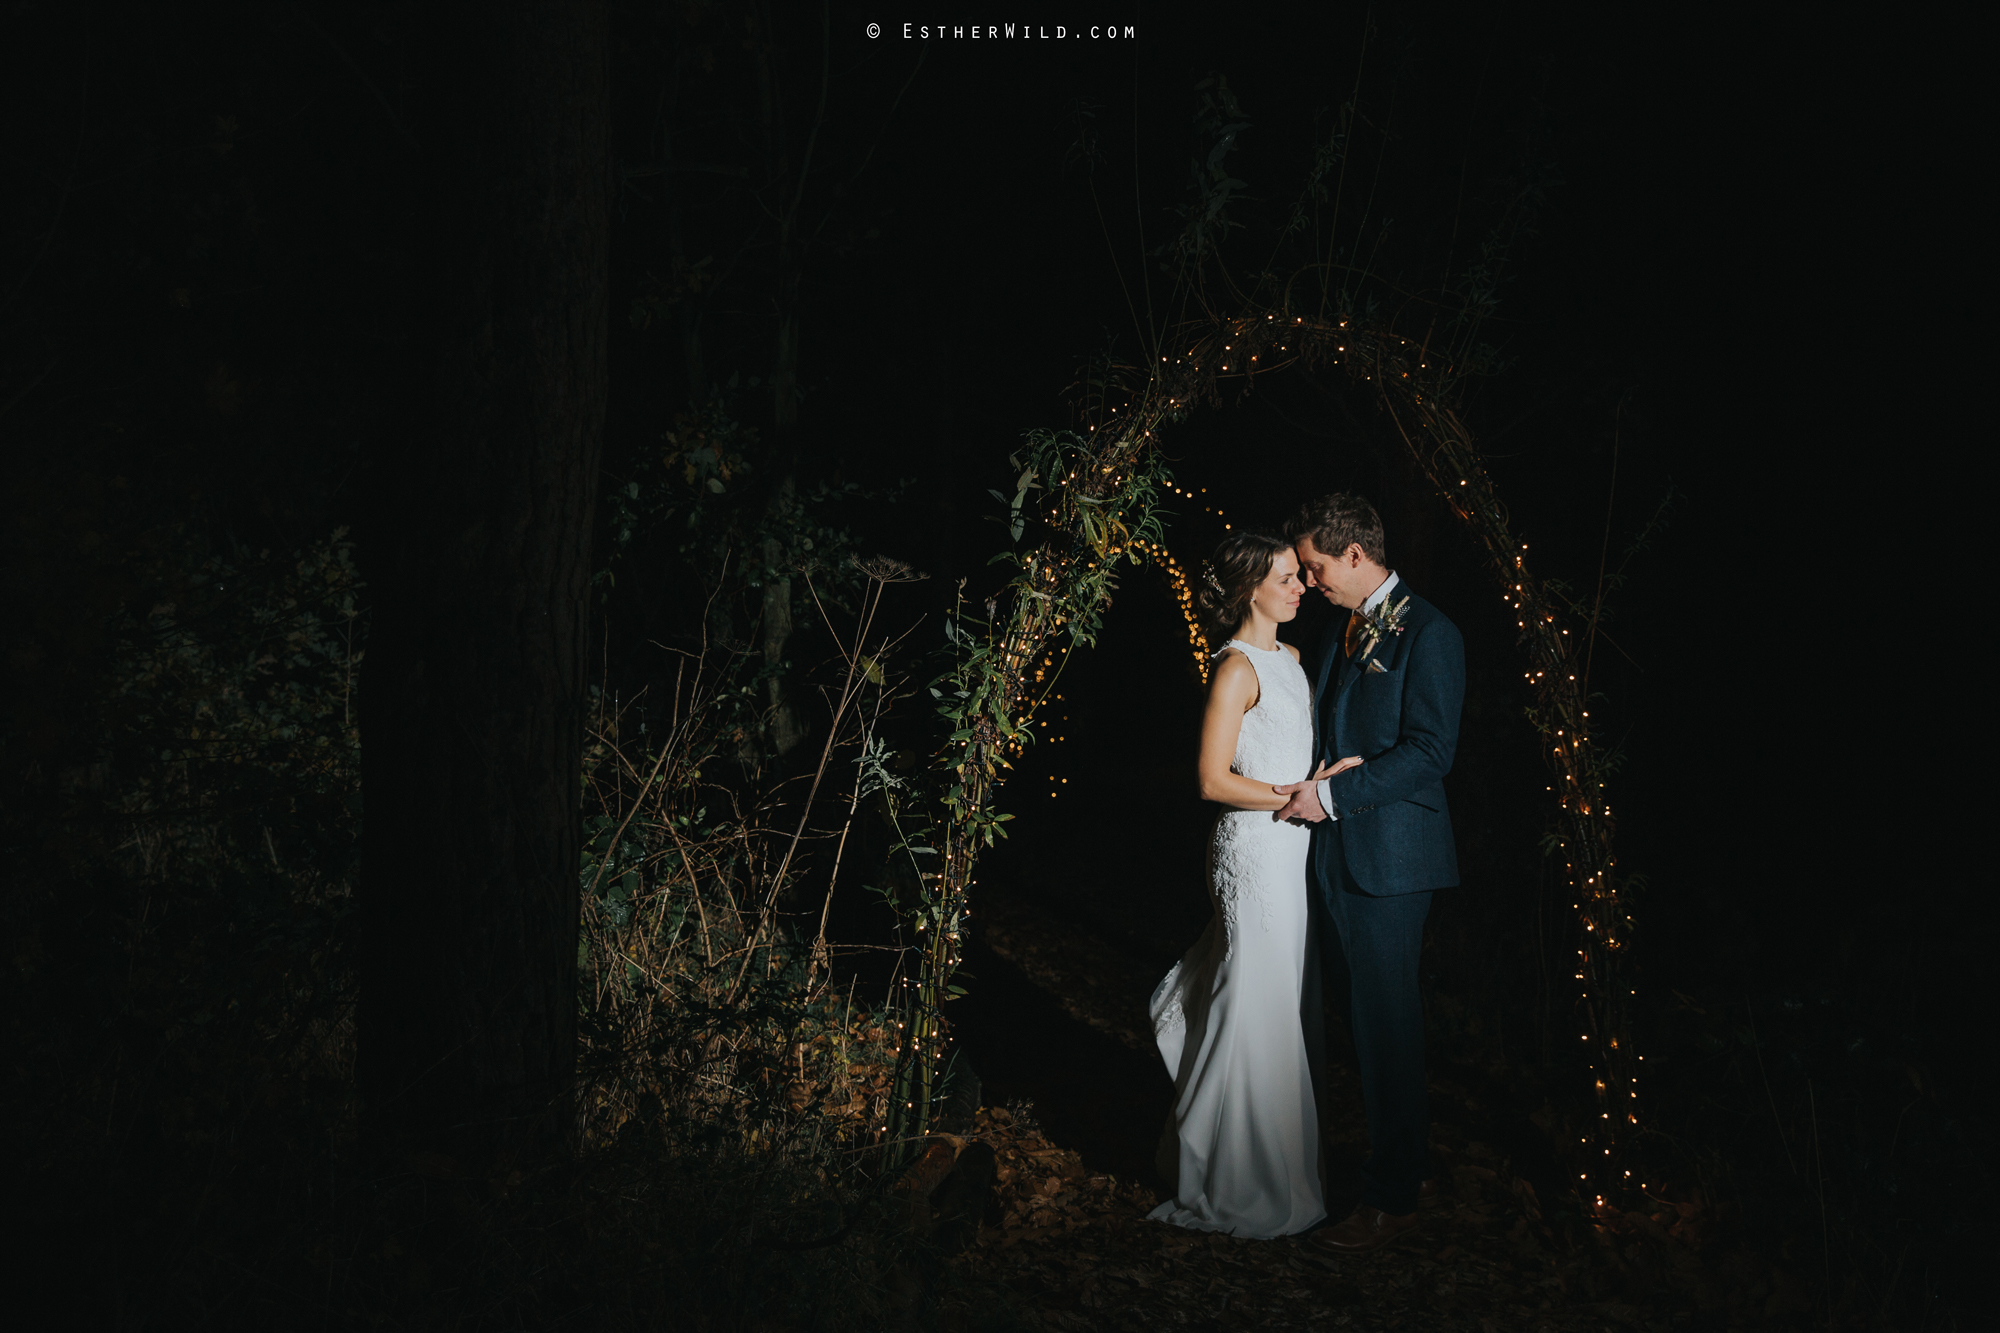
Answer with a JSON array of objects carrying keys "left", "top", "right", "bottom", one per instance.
[{"left": 1274, "top": 493, "right": 1465, "bottom": 1252}]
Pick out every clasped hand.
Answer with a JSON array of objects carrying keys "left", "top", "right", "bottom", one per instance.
[{"left": 1272, "top": 756, "right": 1362, "bottom": 823}]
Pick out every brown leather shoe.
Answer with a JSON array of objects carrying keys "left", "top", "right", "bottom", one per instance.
[{"left": 1313, "top": 1203, "right": 1421, "bottom": 1253}]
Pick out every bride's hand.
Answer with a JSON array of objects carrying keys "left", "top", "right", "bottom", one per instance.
[{"left": 1310, "top": 756, "right": 1364, "bottom": 781}]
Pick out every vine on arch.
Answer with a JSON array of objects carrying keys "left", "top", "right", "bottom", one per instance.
[{"left": 880, "top": 426, "right": 1173, "bottom": 1152}]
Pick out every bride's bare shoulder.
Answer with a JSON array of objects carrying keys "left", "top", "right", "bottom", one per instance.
[
  {"left": 1207, "top": 648, "right": 1259, "bottom": 704},
  {"left": 1280, "top": 642, "right": 1302, "bottom": 663}
]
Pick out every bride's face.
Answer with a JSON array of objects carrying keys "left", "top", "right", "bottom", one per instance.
[{"left": 1248, "top": 549, "right": 1305, "bottom": 624}]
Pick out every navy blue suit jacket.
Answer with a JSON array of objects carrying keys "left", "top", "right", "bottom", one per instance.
[{"left": 1308, "top": 581, "right": 1465, "bottom": 897}]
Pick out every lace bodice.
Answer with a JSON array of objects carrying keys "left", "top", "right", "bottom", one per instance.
[{"left": 1220, "top": 639, "right": 1312, "bottom": 786}]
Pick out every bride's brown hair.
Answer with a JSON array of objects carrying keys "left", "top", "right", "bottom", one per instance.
[{"left": 1197, "top": 531, "right": 1294, "bottom": 640}]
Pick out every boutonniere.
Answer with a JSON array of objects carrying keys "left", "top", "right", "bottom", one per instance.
[{"left": 1356, "top": 594, "right": 1411, "bottom": 665}]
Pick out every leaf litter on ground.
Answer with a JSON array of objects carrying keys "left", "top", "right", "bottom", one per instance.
[{"left": 929, "top": 889, "right": 1850, "bottom": 1332}]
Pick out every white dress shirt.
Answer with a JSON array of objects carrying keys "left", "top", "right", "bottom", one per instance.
[{"left": 1315, "top": 570, "right": 1398, "bottom": 822}]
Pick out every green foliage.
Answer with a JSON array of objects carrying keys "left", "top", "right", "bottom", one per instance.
[
  {"left": 989, "top": 429, "right": 1172, "bottom": 629},
  {"left": 599, "top": 395, "right": 894, "bottom": 603},
  {"left": 1, "top": 527, "right": 372, "bottom": 1326},
  {"left": 599, "top": 395, "right": 764, "bottom": 571},
  {"left": 1169, "top": 74, "right": 1253, "bottom": 268},
  {"left": 107, "top": 529, "right": 365, "bottom": 881},
  {"left": 927, "top": 424, "right": 1174, "bottom": 823},
  {"left": 92, "top": 528, "right": 366, "bottom": 1090},
  {"left": 596, "top": 394, "right": 905, "bottom": 771}
]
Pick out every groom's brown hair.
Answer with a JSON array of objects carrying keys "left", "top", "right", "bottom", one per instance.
[{"left": 1289, "top": 493, "right": 1387, "bottom": 566}]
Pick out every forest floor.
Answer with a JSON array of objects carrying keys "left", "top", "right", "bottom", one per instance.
[{"left": 930, "top": 890, "right": 1821, "bottom": 1333}]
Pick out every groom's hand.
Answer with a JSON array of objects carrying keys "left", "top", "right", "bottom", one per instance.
[
  {"left": 1274, "top": 757, "right": 1362, "bottom": 823},
  {"left": 1274, "top": 778, "right": 1328, "bottom": 823}
]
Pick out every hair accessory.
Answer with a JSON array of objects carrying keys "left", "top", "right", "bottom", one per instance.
[{"left": 1201, "top": 562, "right": 1225, "bottom": 597}]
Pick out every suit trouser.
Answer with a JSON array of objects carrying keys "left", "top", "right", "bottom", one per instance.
[{"left": 1304, "top": 861, "right": 1433, "bottom": 1216}]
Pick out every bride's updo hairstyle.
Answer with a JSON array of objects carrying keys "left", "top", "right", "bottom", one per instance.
[{"left": 1198, "top": 531, "right": 1293, "bottom": 640}]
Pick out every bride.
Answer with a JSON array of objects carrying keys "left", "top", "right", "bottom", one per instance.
[{"left": 1148, "top": 532, "right": 1354, "bottom": 1237}]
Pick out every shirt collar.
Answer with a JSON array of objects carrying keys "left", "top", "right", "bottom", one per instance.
[{"left": 1359, "top": 570, "right": 1400, "bottom": 616}]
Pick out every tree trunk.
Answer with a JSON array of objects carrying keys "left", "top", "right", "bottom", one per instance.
[
  {"left": 752, "top": 11, "right": 811, "bottom": 759},
  {"left": 762, "top": 256, "right": 802, "bottom": 756},
  {"left": 659, "top": 109, "right": 708, "bottom": 404},
  {"left": 358, "top": 0, "right": 610, "bottom": 1166},
  {"left": 753, "top": 280, "right": 805, "bottom": 759}
]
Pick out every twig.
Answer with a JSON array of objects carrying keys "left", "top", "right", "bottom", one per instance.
[
  {"left": 585, "top": 743, "right": 673, "bottom": 904},
  {"left": 1747, "top": 1002, "right": 1797, "bottom": 1177},
  {"left": 0, "top": 353, "right": 60, "bottom": 423},
  {"left": 805, "top": 685, "right": 888, "bottom": 997},
  {"left": 1810, "top": 1080, "right": 1832, "bottom": 1329},
  {"left": 285, "top": 4, "right": 420, "bottom": 151},
  {"left": 728, "top": 571, "right": 891, "bottom": 1002},
  {"left": 1316, "top": 14, "right": 1370, "bottom": 321},
  {"left": 1582, "top": 398, "right": 1624, "bottom": 706},
  {"left": 660, "top": 817, "right": 717, "bottom": 970}
]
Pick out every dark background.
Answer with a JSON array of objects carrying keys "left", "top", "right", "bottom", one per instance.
[{"left": 1, "top": 0, "right": 1982, "bottom": 1321}]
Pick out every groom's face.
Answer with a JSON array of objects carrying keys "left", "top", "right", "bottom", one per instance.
[{"left": 1294, "top": 536, "right": 1366, "bottom": 609}]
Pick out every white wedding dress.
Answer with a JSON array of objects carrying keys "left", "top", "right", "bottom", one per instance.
[{"left": 1148, "top": 639, "right": 1326, "bottom": 1237}]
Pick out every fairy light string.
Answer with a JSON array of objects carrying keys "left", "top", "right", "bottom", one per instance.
[
  {"left": 1132, "top": 536, "right": 1213, "bottom": 681},
  {"left": 910, "top": 310, "right": 1642, "bottom": 1206}
]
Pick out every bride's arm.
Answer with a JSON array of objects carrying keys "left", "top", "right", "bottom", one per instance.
[{"left": 1197, "top": 653, "right": 1289, "bottom": 812}]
